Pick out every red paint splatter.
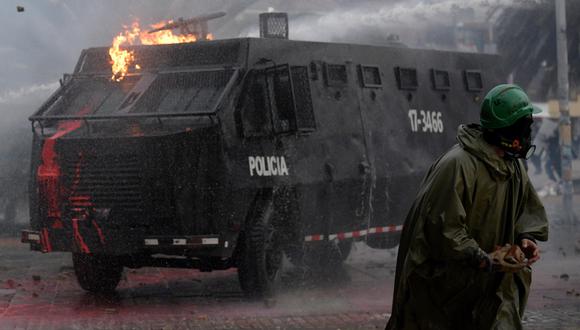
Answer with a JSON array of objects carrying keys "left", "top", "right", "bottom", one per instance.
[
  {"left": 72, "top": 217, "right": 90, "bottom": 254},
  {"left": 69, "top": 196, "right": 92, "bottom": 207},
  {"left": 68, "top": 152, "right": 94, "bottom": 253},
  {"left": 51, "top": 219, "right": 64, "bottom": 229},
  {"left": 41, "top": 228, "right": 52, "bottom": 253},
  {"left": 3, "top": 279, "right": 16, "bottom": 289},
  {"left": 37, "top": 138, "right": 61, "bottom": 218},
  {"left": 37, "top": 106, "right": 92, "bottom": 252},
  {"left": 91, "top": 219, "right": 106, "bottom": 245}
]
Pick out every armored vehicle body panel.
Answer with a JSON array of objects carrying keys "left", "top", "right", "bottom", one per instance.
[{"left": 23, "top": 37, "right": 504, "bottom": 295}]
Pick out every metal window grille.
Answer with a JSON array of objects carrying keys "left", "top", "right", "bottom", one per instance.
[
  {"left": 291, "top": 66, "right": 316, "bottom": 131},
  {"left": 62, "top": 152, "right": 144, "bottom": 213},
  {"left": 359, "top": 65, "right": 382, "bottom": 88},
  {"left": 395, "top": 67, "right": 418, "bottom": 90},
  {"left": 431, "top": 69, "right": 451, "bottom": 91},
  {"left": 259, "top": 13, "right": 289, "bottom": 39},
  {"left": 464, "top": 70, "right": 483, "bottom": 92},
  {"left": 324, "top": 63, "right": 348, "bottom": 87},
  {"left": 309, "top": 62, "right": 319, "bottom": 81},
  {"left": 137, "top": 70, "right": 232, "bottom": 114}
]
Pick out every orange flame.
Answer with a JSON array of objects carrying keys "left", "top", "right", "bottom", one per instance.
[
  {"left": 109, "top": 19, "right": 200, "bottom": 81},
  {"left": 109, "top": 22, "right": 139, "bottom": 82}
]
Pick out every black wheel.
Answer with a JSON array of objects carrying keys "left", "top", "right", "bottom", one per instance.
[
  {"left": 284, "top": 243, "right": 305, "bottom": 268},
  {"left": 72, "top": 253, "right": 123, "bottom": 293},
  {"left": 287, "top": 239, "right": 351, "bottom": 271},
  {"left": 337, "top": 240, "right": 353, "bottom": 262},
  {"left": 365, "top": 231, "right": 401, "bottom": 249},
  {"left": 238, "top": 194, "right": 283, "bottom": 298},
  {"left": 308, "top": 241, "right": 344, "bottom": 270},
  {"left": 236, "top": 232, "right": 252, "bottom": 294}
]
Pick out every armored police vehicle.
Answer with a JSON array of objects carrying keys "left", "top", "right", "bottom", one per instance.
[{"left": 22, "top": 14, "right": 503, "bottom": 297}]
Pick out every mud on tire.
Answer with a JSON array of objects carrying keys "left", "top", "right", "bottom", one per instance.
[{"left": 72, "top": 253, "right": 123, "bottom": 293}]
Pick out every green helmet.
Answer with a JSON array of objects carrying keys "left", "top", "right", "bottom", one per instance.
[{"left": 480, "top": 84, "right": 541, "bottom": 129}]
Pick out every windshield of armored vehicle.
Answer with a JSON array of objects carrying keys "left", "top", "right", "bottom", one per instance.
[
  {"left": 43, "top": 76, "right": 138, "bottom": 116},
  {"left": 41, "top": 69, "right": 233, "bottom": 116},
  {"left": 135, "top": 69, "right": 232, "bottom": 114}
]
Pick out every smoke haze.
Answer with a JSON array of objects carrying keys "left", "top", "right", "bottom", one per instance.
[
  {"left": 0, "top": 0, "right": 547, "bottom": 98},
  {"left": 0, "top": 0, "right": 548, "bottom": 167}
]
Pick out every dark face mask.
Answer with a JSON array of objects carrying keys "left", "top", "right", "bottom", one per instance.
[{"left": 483, "top": 116, "right": 536, "bottom": 159}]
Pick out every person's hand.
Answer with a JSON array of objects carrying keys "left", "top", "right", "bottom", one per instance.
[
  {"left": 487, "top": 244, "right": 527, "bottom": 273},
  {"left": 520, "top": 238, "right": 540, "bottom": 265}
]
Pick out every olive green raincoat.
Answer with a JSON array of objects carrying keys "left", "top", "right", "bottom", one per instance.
[{"left": 386, "top": 124, "right": 549, "bottom": 330}]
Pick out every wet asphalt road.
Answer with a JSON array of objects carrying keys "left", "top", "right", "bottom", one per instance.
[
  {"left": 0, "top": 238, "right": 392, "bottom": 329},
  {"left": 1, "top": 213, "right": 580, "bottom": 330},
  {"left": 1, "top": 179, "right": 580, "bottom": 329}
]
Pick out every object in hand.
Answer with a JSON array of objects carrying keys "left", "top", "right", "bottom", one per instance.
[{"left": 488, "top": 244, "right": 528, "bottom": 273}]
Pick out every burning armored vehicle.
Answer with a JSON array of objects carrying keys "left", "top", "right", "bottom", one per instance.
[{"left": 22, "top": 13, "right": 503, "bottom": 297}]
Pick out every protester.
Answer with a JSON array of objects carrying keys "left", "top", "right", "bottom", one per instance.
[{"left": 386, "top": 84, "right": 549, "bottom": 330}]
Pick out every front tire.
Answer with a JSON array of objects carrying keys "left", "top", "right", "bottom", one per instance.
[
  {"left": 238, "top": 193, "right": 283, "bottom": 298},
  {"left": 72, "top": 253, "right": 123, "bottom": 293}
]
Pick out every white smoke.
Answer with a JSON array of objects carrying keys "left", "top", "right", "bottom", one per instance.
[
  {"left": 0, "top": 82, "right": 59, "bottom": 105},
  {"left": 287, "top": 0, "right": 547, "bottom": 44}
]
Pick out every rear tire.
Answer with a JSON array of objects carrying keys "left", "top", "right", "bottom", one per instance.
[
  {"left": 337, "top": 240, "right": 353, "bottom": 261},
  {"left": 238, "top": 194, "right": 283, "bottom": 298},
  {"left": 72, "top": 253, "right": 123, "bottom": 293},
  {"left": 365, "top": 231, "right": 401, "bottom": 249},
  {"left": 287, "top": 239, "right": 352, "bottom": 270}
]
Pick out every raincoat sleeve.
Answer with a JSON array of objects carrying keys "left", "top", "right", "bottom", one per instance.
[
  {"left": 421, "top": 154, "right": 482, "bottom": 263},
  {"left": 515, "top": 178, "right": 549, "bottom": 242}
]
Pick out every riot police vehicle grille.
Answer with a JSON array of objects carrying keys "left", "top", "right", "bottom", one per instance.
[
  {"left": 291, "top": 66, "right": 315, "bottom": 131},
  {"left": 76, "top": 41, "right": 242, "bottom": 74},
  {"left": 62, "top": 153, "right": 144, "bottom": 213}
]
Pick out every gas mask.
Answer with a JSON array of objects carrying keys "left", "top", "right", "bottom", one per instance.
[{"left": 483, "top": 115, "right": 536, "bottom": 159}]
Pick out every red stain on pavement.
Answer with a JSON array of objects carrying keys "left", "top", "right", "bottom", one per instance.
[{"left": 3, "top": 279, "right": 16, "bottom": 289}]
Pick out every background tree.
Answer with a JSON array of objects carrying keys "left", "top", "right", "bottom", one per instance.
[{"left": 495, "top": 0, "right": 580, "bottom": 101}]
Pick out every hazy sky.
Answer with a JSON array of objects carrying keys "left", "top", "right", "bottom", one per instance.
[
  {"left": 0, "top": 0, "right": 551, "bottom": 177},
  {"left": 0, "top": 0, "right": 545, "bottom": 124}
]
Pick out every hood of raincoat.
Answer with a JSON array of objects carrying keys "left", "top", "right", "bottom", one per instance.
[{"left": 456, "top": 123, "right": 517, "bottom": 180}]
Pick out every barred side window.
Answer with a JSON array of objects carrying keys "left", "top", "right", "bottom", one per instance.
[
  {"left": 238, "top": 65, "right": 316, "bottom": 138},
  {"left": 238, "top": 71, "right": 272, "bottom": 137},
  {"left": 291, "top": 66, "right": 316, "bottom": 132}
]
